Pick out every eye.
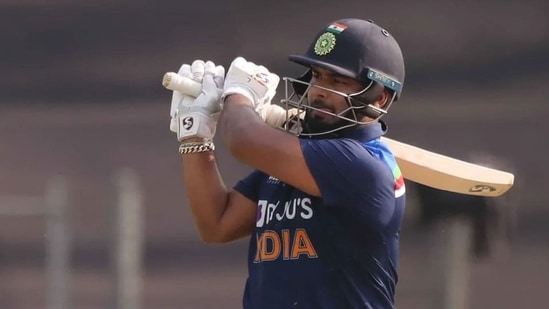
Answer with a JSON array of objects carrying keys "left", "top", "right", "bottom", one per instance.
[{"left": 334, "top": 78, "right": 348, "bottom": 85}]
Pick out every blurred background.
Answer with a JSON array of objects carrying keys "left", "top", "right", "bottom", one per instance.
[{"left": 0, "top": 0, "right": 547, "bottom": 308}]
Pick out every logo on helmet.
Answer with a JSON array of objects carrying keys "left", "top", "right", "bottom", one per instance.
[
  {"left": 314, "top": 32, "right": 336, "bottom": 56},
  {"left": 326, "top": 22, "right": 348, "bottom": 34},
  {"left": 367, "top": 69, "right": 402, "bottom": 92}
]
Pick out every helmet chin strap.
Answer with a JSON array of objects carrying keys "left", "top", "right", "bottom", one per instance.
[
  {"left": 361, "top": 90, "right": 397, "bottom": 120},
  {"left": 347, "top": 80, "right": 392, "bottom": 119},
  {"left": 352, "top": 100, "right": 387, "bottom": 119}
]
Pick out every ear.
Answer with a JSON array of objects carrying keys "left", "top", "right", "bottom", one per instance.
[{"left": 374, "top": 88, "right": 391, "bottom": 109}]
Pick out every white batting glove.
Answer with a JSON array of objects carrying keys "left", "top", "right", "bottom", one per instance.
[
  {"left": 169, "top": 62, "right": 197, "bottom": 133},
  {"left": 222, "top": 57, "right": 280, "bottom": 115},
  {"left": 169, "top": 60, "right": 225, "bottom": 141}
]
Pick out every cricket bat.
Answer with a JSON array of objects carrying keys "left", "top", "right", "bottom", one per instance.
[
  {"left": 380, "top": 137, "right": 514, "bottom": 197},
  {"left": 162, "top": 72, "right": 515, "bottom": 197}
]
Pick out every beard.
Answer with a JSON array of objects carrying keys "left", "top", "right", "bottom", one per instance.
[
  {"left": 301, "top": 99, "right": 357, "bottom": 138},
  {"left": 303, "top": 112, "right": 348, "bottom": 134}
]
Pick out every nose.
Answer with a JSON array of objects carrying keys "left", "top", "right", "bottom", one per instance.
[{"left": 308, "top": 83, "right": 330, "bottom": 101}]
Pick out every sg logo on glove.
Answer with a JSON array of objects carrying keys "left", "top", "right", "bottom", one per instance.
[
  {"left": 182, "top": 116, "right": 194, "bottom": 131},
  {"left": 177, "top": 114, "right": 200, "bottom": 141},
  {"left": 252, "top": 72, "right": 271, "bottom": 86}
]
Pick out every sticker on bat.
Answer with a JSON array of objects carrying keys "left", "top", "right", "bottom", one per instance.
[{"left": 469, "top": 184, "right": 496, "bottom": 193}]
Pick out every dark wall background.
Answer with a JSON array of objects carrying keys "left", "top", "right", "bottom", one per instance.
[{"left": 0, "top": 1, "right": 547, "bottom": 308}]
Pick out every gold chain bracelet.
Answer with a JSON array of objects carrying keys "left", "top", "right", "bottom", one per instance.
[{"left": 178, "top": 141, "right": 215, "bottom": 154}]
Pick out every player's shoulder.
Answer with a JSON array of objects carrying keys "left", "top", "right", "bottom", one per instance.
[
  {"left": 362, "top": 138, "right": 396, "bottom": 159},
  {"left": 300, "top": 136, "right": 372, "bottom": 156}
]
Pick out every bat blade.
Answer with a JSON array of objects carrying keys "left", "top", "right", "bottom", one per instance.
[{"left": 381, "top": 137, "right": 514, "bottom": 197}]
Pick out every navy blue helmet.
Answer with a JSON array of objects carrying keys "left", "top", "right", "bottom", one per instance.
[{"left": 282, "top": 18, "right": 405, "bottom": 137}]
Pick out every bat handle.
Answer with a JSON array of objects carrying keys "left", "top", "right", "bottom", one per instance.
[{"left": 162, "top": 72, "right": 201, "bottom": 97}]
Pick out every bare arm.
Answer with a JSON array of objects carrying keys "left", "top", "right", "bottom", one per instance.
[
  {"left": 219, "top": 94, "right": 321, "bottom": 196},
  {"left": 180, "top": 140, "right": 257, "bottom": 243}
]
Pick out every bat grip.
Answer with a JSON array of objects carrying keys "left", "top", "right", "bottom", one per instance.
[{"left": 162, "top": 72, "right": 201, "bottom": 97}]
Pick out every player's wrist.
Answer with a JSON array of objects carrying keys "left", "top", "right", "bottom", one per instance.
[
  {"left": 179, "top": 137, "right": 204, "bottom": 143},
  {"left": 222, "top": 89, "right": 255, "bottom": 106},
  {"left": 178, "top": 140, "right": 215, "bottom": 154}
]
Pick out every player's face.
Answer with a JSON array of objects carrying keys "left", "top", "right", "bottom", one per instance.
[{"left": 305, "top": 66, "right": 364, "bottom": 133}]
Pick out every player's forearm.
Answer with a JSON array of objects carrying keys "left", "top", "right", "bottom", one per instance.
[
  {"left": 219, "top": 94, "right": 264, "bottom": 158},
  {"left": 180, "top": 151, "right": 230, "bottom": 243}
]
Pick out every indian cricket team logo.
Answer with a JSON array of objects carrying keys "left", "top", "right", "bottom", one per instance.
[{"left": 314, "top": 32, "right": 336, "bottom": 56}]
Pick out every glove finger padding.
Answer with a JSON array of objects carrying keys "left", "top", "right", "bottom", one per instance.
[
  {"left": 204, "top": 61, "right": 216, "bottom": 75},
  {"left": 214, "top": 65, "right": 225, "bottom": 89},
  {"left": 170, "top": 64, "right": 195, "bottom": 132},
  {"left": 176, "top": 74, "right": 223, "bottom": 141},
  {"left": 222, "top": 57, "right": 280, "bottom": 110},
  {"left": 200, "top": 75, "right": 223, "bottom": 114},
  {"left": 170, "top": 64, "right": 192, "bottom": 117},
  {"left": 191, "top": 60, "right": 206, "bottom": 82},
  {"left": 204, "top": 61, "right": 226, "bottom": 89},
  {"left": 178, "top": 64, "right": 192, "bottom": 78}
]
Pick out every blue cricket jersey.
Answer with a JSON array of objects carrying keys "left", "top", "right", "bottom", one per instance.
[{"left": 234, "top": 122, "right": 406, "bottom": 309}]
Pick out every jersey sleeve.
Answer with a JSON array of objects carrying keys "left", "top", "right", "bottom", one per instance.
[
  {"left": 300, "top": 138, "right": 396, "bottom": 212},
  {"left": 233, "top": 170, "right": 265, "bottom": 203}
]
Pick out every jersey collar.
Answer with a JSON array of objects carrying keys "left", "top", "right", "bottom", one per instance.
[{"left": 342, "top": 120, "right": 387, "bottom": 142}]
